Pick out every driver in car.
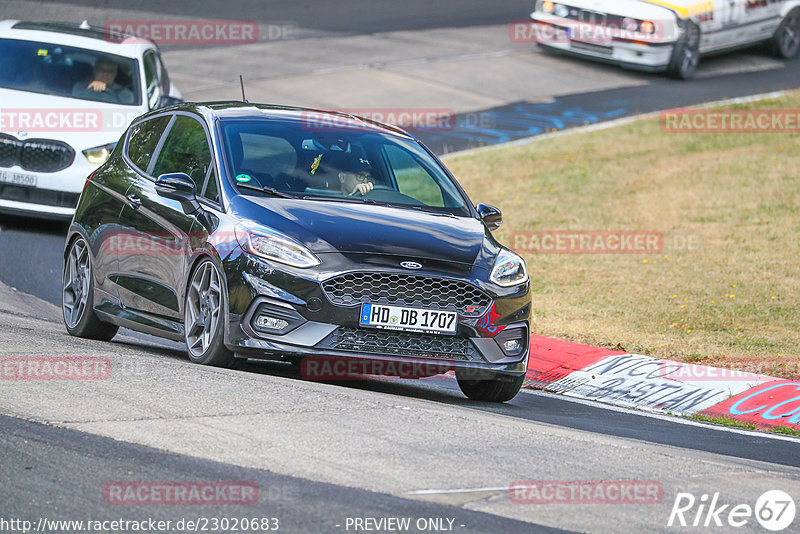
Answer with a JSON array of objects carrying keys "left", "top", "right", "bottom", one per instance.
[
  {"left": 336, "top": 156, "right": 374, "bottom": 196},
  {"left": 72, "top": 57, "right": 134, "bottom": 104}
]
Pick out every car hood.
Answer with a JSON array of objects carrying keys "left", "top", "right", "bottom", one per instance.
[
  {"left": 237, "top": 197, "right": 486, "bottom": 266},
  {"left": 547, "top": 0, "right": 674, "bottom": 19},
  {"left": 0, "top": 87, "right": 143, "bottom": 148}
]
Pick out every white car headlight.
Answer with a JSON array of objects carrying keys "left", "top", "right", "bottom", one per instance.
[
  {"left": 490, "top": 249, "right": 528, "bottom": 287},
  {"left": 82, "top": 142, "right": 116, "bottom": 164},
  {"left": 235, "top": 225, "right": 320, "bottom": 268},
  {"left": 553, "top": 3, "right": 570, "bottom": 18}
]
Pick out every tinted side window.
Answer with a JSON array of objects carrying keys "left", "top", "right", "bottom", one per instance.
[
  {"left": 126, "top": 115, "right": 171, "bottom": 173},
  {"left": 384, "top": 145, "right": 444, "bottom": 207},
  {"left": 151, "top": 115, "right": 211, "bottom": 188},
  {"left": 203, "top": 168, "right": 219, "bottom": 203}
]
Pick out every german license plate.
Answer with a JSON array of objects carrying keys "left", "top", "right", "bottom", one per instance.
[
  {"left": 0, "top": 171, "right": 37, "bottom": 187},
  {"left": 360, "top": 303, "right": 457, "bottom": 335}
]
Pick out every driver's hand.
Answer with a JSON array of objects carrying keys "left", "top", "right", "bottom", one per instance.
[
  {"left": 88, "top": 81, "right": 108, "bottom": 92},
  {"left": 350, "top": 182, "right": 374, "bottom": 196}
]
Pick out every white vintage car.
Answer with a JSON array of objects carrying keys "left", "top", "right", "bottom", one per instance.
[
  {"left": 531, "top": 0, "right": 800, "bottom": 79},
  {"left": 0, "top": 20, "right": 182, "bottom": 220}
]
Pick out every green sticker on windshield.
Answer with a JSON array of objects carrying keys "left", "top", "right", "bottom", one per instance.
[{"left": 236, "top": 174, "right": 252, "bottom": 183}]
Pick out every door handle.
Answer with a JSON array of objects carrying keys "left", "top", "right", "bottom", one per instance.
[{"left": 126, "top": 194, "right": 142, "bottom": 209}]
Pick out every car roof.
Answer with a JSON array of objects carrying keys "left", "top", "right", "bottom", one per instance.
[
  {"left": 187, "top": 102, "right": 417, "bottom": 140},
  {"left": 0, "top": 19, "right": 156, "bottom": 57}
]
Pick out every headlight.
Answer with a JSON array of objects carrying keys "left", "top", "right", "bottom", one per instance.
[
  {"left": 622, "top": 17, "right": 639, "bottom": 32},
  {"left": 553, "top": 3, "right": 570, "bottom": 18},
  {"left": 490, "top": 249, "right": 528, "bottom": 288},
  {"left": 640, "top": 20, "right": 656, "bottom": 34},
  {"left": 541, "top": 1, "right": 555, "bottom": 13},
  {"left": 82, "top": 143, "right": 116, "bottom": 164},
  {"left": 235, "top": 225, "right": 320, "bottom": 268}
]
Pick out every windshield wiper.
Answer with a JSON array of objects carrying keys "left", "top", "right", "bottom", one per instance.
[
  {"left": 401, "top": 204, "right": 459, "bottom": 218},
  {"left": 236, "top": 182, "right": 296, "bottom": 199}
]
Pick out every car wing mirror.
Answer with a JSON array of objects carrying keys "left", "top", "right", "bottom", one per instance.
[
  {"left": 155, "top": 173, "right": 201, "bottom": 212},
  {"left": 157, "top": 94, "right": 183, "bottom": 108},
  {"left": 476, "top": 203, "right": 502, "bottom": 231}
]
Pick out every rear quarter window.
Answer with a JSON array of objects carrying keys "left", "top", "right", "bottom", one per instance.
[{"left": 126, "top": 115, "right": 171, "bottom": 173}]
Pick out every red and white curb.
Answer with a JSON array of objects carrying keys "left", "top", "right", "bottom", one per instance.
[{"left": 524, "top": 336, "right": 800, "bottom": 432}]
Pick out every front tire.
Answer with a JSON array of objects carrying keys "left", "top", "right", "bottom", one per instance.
[
  {"left": 62, "top": 236, "right": 118, "bottom": 341},
  {"left": 773, "top": 8, "right": 800, "bottom": 59},
  {"left": 184, "top": 258, "right": 235, "bottom": 368},
  {"left": 668, "top": 21, "right": 701, "bottom": 80},
  {"left": 456, "top": 369, "right": 525, "bottom": 403}
]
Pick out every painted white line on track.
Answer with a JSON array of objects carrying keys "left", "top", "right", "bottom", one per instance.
[
  {"left": 406, "top": 487, "right": 509, "bottom": 495},
  {"left": 519, "top": 388, "right": 800, "bottom": 444},
  {"left": 441, "top": 90, "right": 791, "bottom": 160}
]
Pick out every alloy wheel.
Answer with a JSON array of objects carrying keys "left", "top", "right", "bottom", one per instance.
[
  {"left": 780, "top": 10, "right": 800, "bottom": 57},
  {"left": 62, "top": 238, "right": 91, "bottom": 329},
  {"left": 185, "top": 261, "right": 223, "bottom": 358}
]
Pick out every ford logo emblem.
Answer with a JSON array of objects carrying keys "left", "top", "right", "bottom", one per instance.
[{"left": 400, "top": 261, "right": 422, "bottom": 270}]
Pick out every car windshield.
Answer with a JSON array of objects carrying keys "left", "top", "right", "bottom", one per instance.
[
  {"left": 0, "top": 38, "right": 141, "bottom": 106},
  {"left": 220, "top": 118, "right": 470, "bottom": 216}
]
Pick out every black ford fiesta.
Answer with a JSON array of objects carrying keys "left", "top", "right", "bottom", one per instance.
[{"left": 63, "top": 103, "right": 531, "bottom": 402}]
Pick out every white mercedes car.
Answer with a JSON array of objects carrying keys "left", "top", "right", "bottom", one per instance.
[
  {"left": 0, "top": 20, "right": 182, "bottom": 220},
  {"left": 531, "top": 0, "right": 800, "bottom": 79}
]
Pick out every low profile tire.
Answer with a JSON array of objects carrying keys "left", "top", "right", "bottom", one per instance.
[
  {"left": 668, "top": 21, "right": 701, "bottom": 80},
  {"left": 456, "top": 369, "right": 525, "bottom": 403},
  {"left": 62, "top": 236, "right": 118, "bottom": 341},
  {"left": 773, "top": 8, "right": 800, "bottom": 59},
  {"left": 184, "top": 258, "right": 236, "bottom": 368}
]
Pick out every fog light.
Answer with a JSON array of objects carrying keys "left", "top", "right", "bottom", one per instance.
[
  {"left": 495, "top": 327, "right": 528, "bottom": 357},
  {"left": 255, "top": 315, "right": 289, "bottom": 331}
]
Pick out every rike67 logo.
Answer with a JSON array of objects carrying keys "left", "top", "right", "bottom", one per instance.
[{"left": 668, "top": 490, "right": 795, "bottom": 531}]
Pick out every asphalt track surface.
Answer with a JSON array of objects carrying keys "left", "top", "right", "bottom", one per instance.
[
  {"left": 417, "top": 57, "right": 800, "bottom": 154},
  {"left": 1, "top": 415, "right": 561, "bottom": 534},
  {"left": 40, "top": 0, "right": 534, "bottom": 34}
]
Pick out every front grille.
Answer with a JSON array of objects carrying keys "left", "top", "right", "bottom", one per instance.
[
  {"left": 320, "top": 327, "right": 473, "bottom": 361},
  {"left": 0, "top": 185, "right": 80, "bottom": 208},
  {"left": 561, "top": 7, "right": 625, "bottom": 29},
  {"left": 0, "top": 134, "right": 75, "bottom": 173},
  {"left": 322, "top": 272, "right": 492, "bottom": 317},
  {"left": 0, "top": 135, "right": 17, "bottom": 167}
]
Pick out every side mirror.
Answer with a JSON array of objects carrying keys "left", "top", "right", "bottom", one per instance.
[
  {"left": 476, "top": 203, "right": 503, "bottom": 231},
  {"left": 155, "top": 173, "right": 201, "bottom": 214},
  {"left": 157, "top": 95, "right": 183, "bottom": 108}
]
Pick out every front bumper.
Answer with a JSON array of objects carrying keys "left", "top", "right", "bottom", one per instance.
[
  {"left": 0, "top": 159, "right": 96, "bottom": 219},
  {"left": 531, "top": 16, "right": 676, "bottom": 71},
  {"left": 224, "top": 252, "right": 531, "bottom": 377}
]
